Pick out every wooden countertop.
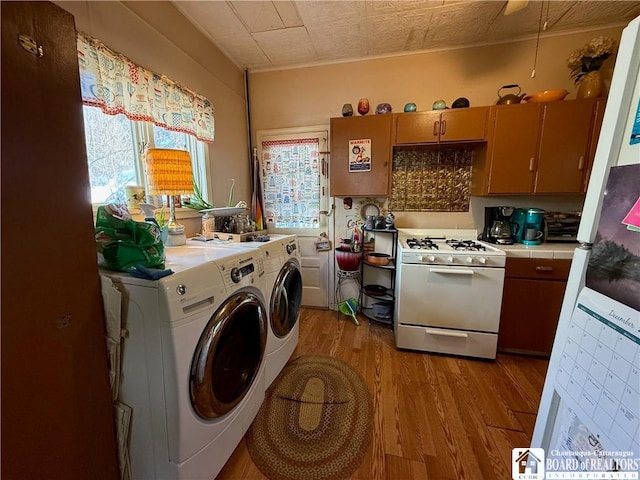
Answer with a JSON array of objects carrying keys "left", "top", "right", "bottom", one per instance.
[{"left": 494, "top": 243, "right": 578, "bottom": 259}]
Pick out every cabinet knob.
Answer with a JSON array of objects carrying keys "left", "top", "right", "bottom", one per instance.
[
  {"left": 433, "top": 121, "right": 439, "bottom": 137},
  {"left": 529, "top": 158, "right": 535, "bottom": 172},
  {"left": 578, "top": 155, "right": 585, "bottom": 171}
]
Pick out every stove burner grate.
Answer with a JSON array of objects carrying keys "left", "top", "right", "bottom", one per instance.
[
  {"left": 445, "top": 239, "right": 486, "bottom": 251},
  {"left": 406, "top": 238, "right": 439, "bottom": 250}
]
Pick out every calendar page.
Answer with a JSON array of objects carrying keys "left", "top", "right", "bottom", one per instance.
[{"left": 552, "top": 287, "right": 639, "bottom": 457}]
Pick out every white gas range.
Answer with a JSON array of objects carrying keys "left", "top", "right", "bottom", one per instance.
[{"left": 394, "top": 229, "right": 506, "bottom": 360}]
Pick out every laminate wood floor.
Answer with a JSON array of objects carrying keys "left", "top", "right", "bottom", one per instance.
[{"left": 217, "top": 308, "right": 550, "bottom": 480}]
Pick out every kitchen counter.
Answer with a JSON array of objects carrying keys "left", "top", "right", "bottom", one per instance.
[{"left": 495, "top": 243, "right": 578, "bottom": 259}]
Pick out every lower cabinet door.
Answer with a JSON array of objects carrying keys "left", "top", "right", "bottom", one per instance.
[{"left": 498, "top": 277, "right": 566, "bottom": 356}]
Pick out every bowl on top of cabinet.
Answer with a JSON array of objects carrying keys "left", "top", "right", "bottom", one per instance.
[{"left": 523, "top": 89, "right": 569, "bottom": 102}]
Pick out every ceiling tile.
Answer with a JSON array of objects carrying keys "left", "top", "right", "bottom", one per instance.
[
  {"left": 172, "top": 0, "right": 637, "bottom": 71},
  {"left": 273, "top": 1, "right": 304, "bottom": 28},
  {"left": 366, "top": 12, "right": 431, "bottom": 54},
  {"left": 230, "top": 1, "right": 285, "bottom": 33},
  {"left": 296, "top": 1, "right": 366, "bottom": 27},
  {"left": 215, "top": 33, "right": 272, "bottom": 69},
  {"left": 174, "top": 1, "right": 246, "bottom": 38},
  {"left": 252, "top": 26, "right": 317, "bottom": 66},
  {"left": 307, "top": 21, "right": 368, "bottom": 60}
]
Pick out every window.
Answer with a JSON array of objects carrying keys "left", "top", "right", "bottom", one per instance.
[
  {"left": 260, "top": 138, "right": 322, "bottom": 229},
  {"left": 82, "top": 105, "right": 209, "bottom": 205}
]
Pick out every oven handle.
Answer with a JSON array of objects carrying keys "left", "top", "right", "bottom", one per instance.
[
  {"left": 425, "top": 328, "right": 469, "bottom": 338},
  {"left": 429, "top": 268, "right": 474, "bottom": 275}
]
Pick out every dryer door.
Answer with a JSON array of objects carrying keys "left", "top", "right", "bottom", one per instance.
[
  {"left": 270, "top": 260, "right": 303, "bottom": 338},
  {"left": 190, "top": 292, "right": 267, "bottom": 420}
]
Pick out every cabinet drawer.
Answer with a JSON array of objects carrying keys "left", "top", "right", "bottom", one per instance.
[{"left": 505, "top": 258, "right": 571, "bottom": 280}]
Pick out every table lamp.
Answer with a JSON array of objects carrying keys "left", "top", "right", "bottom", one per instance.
[{"left": 145, "top": 148, "right": 194, "bottom": 246}]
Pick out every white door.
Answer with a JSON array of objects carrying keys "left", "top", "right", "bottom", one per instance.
[{"left": 256, "top": 126, "right": 332, "bottom": 308}]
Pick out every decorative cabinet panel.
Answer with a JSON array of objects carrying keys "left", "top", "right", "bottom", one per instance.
[
  {"left": 330, "top": 115, "right": 393, "bottom": 197},
  {"left": 394, "top": 107, "right": 489, "bottom": 144},
  {"left": 472, "top": 99, "right": 601, "bottom": 195},
  {"left": 498, "top": 258, "right": 571, "bottom": 356}
]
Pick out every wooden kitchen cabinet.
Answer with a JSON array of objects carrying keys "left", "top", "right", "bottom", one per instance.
[
  {"left": 394, "top": 106, "right": 489, "bottom": 144},
  {"left": 475, "top": 102, "right": 542, "bottom": 194},
  {"left": 535, "top": 99, "right": 595, "bottom": 193},
  {"left": 498, "top": 258, "right": 571, "bottom": 356},
  {"left": 472, "top": 99, "right": 599, "bottom": 195},
  {"left": 330, "top": 114, "right": 393, "bottom": 196},
  {"left": 583, "top": 99, "right": 606, "bottom": 192}
]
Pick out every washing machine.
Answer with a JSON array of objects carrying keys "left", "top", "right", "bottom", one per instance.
[
  {"left": 187, "top": 235, "right": 303, "bottom": 387},
  {"left": 104, "top": 247, "right": 267, "bottom": 479}
]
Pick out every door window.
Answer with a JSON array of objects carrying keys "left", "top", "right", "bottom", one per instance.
[{"left": 257, "top": 128, "right": 329, "bottom": 234}]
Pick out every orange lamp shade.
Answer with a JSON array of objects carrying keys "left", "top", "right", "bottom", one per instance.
[{"left": 145, "top": 148, "right": 194, "bottom": 196}]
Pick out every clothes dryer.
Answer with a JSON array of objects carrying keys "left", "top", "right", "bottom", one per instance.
[
  {"left": 187, "top": 235, "right": 303, "bottom": 387},
  {"left": 265, "top": 235, "right": 302, "bottom": 386},
  {"left": 103, "top": 248, "right": 267, "bottom": 479},
  {"left": 238, "top": 235, "right": 303, "bottom": 387}
]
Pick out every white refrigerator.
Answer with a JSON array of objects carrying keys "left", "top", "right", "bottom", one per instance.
[{"left": 529, "top": 15, "right": 640, "bottom": 479}]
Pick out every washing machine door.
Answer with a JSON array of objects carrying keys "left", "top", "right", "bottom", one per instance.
[
  {"left": 270, "top": 260, "right": 303, "bottom": 338},
  {"left": 190, "top": 292, "right": 266, "bottom": 420}
]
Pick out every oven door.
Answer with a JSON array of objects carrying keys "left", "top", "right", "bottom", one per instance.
[{"left": 396, "top": 264, "right": 505, "bottom": 332}]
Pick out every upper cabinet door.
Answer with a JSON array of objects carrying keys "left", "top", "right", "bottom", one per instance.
[
  {"left": 486, "top": 103, "right": 541, "bottom": 194},
  {"left": 584, "top": 99, "right": 606, "bottom": 192},
  {"left": 395, "top": 111, "right": 441, "bottom": 144},
  {"left": 330, "top": 115, "right": 393, "bottom": 197},
  {"left": 439, "top": 107, "right": 489, "bottom": 142},
  {"left": 535, "top": 99, "right": 596, "bottom": 193},
  {"left": 394, "top": 107, "right": 489, "bottom": 144}
]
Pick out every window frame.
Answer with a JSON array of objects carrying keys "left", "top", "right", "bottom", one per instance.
[{"left": 83, "top": 105, "right": 210, "bottom": 208}]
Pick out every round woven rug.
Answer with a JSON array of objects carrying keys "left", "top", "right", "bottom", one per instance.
[{"left": 246, "top": 355, "right": 373, "bottom": 480}]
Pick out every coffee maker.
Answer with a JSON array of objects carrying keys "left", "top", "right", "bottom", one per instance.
[
  {"left": 512, "top": 208, "right": 545, "bottom": 245},
  {"left": 482, "top": 206, "right": 516, "bottom": 245}
]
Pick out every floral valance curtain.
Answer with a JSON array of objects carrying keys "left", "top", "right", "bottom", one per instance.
[{"left": 77, "top": 32, "right": 215, "bottom": 143}]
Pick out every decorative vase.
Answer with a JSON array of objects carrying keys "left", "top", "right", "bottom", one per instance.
[
  {"left": 576, "top": 70, "right": 603, "bottom": 99},
  {"left": 357, "top": 98, "right": 369, "bottom": 115},
  {"left": 342, "top": 103, "right": 353, "bottom": 117}
]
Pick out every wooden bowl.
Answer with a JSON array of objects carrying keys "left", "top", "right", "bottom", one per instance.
[
  {"left": 365, "top": 253, "right": 391, "bottom": 266},
  {"left": 523, "top": 89, "right": 569, "bottom": 102}
]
